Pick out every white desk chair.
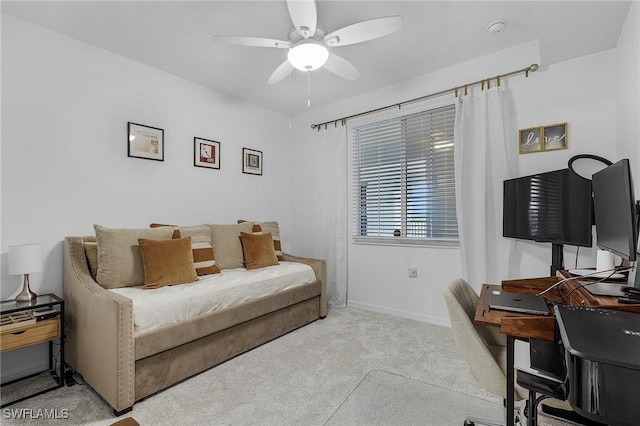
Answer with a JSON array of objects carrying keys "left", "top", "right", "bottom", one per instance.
[
  {"left": 444, "top": 278, "right": 575, "bottom": 426},
  {"left": 443, "top": 278, "right": 525, "bottom": 426}
]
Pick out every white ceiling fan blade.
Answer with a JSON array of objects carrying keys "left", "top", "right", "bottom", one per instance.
[
  {"left": 212, "top": 36, "right": 290, "bottom": 49},
  {"left": 323, "top": 54, "right": 360, "bottom": 81},
  {"left": 268, "top": 60, "right": 294, "bottom": 85},
  {"left": 324, "top": 16, "right": 403, "bottom": 47},
  {"left": 286, "top": 0, "right": 317, "bottom": 39}
]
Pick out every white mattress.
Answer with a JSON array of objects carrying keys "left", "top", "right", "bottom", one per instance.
[{"left": 110, "top": 261, "right": 316, "bottom": 335}]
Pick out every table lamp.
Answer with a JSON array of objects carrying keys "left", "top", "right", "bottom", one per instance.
[{"left": 8, "top": 243, "right": 43, "bottom": 303}]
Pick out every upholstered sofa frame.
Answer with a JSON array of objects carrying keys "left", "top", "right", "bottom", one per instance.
[{"left": 63, "top": 236, "right": 327, "bottom": 415}]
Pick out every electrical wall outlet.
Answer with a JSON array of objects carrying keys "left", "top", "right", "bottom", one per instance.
[{"left": 408, "top": 267, "right": 418, "bottom": 278}]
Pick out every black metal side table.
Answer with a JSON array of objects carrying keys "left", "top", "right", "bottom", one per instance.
[{"left": 0, "top": 294, "right": 64, "bottom": 408}]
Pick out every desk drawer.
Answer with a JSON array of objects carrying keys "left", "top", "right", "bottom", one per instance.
[{"left": 0, "top": 318, "right": 60, "bottom": 352}]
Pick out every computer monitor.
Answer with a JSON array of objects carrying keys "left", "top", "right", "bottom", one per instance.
[
  {"left": 503, "top": 168, "right": 593, "bottom": 275},
  {"left": 592, "top": 159, "right": 640, "bottom": 289}
]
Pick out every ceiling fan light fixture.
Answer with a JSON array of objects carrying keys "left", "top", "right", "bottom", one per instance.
[{"left": 287, "top": 42, "right": 329, "bottom": 71}]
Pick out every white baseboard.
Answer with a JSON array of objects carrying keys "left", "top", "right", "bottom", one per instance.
[
  {"left": 347, "top": 300, "right": 451, "bottom": 328},
  {"left": 1, "top": 360, "right": 50, "bottom": 384}
]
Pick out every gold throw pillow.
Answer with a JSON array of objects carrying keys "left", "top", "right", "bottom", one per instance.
[
  {"left": 138, "top": 237, "right": 197, "bottom": 289},
  {"left": 237, "top": 220, "right": 284, "bottom": 261},
  {"left": 150, "top": 223, "right": 220, "bottom": 275},
  {"left": 240, "top": 232, "right": 279, "bottom": 270}
]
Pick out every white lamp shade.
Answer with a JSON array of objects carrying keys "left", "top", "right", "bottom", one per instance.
[
  {"left": 287, "top": 42, "right": 329, "bottom": 71},
  {"left": 8, "top": 244, "right": 43, "bottom": 275}
]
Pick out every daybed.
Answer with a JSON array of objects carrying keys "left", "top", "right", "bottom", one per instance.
[{"left": 63, "top": 222, "right": 326, "bottom": 415}]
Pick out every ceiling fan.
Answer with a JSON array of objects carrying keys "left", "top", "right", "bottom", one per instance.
[{"left": 212, "top": 0, "right": 402, "bottom": 84}]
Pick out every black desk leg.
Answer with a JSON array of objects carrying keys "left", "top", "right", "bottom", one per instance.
[
  {"left": 506, "top": 335, "right": 515, "bottom": 426},
  {"left": 49, "top": 340, "right": 53, "bottom": 370}
]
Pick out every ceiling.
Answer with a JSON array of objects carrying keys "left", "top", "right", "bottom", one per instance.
[{"left": 1, "top": 1, "right": 632, "bottom": 116}]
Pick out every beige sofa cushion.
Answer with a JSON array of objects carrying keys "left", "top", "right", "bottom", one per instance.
[
  {"left": 210, "top": 222, "right": 253, "bottom": 269},
  {"left": 240, "top": 232, "right": 279, "bottom": 270},
  {"left": 94, "top": 224, "right": 174, "bottom": 289},
  {"left": 138, "top": 236, "right": 198, "bottom": 289}
]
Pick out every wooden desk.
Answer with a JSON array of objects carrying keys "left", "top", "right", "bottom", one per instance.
[
  {"left": 475, "top": 275, "right": 640, "bottom": 426},
  {"left": 475, "top": 277, "right": 558, "bottom": 341}
]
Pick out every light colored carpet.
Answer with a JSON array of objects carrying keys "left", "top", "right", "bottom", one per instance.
[
  {"left": 326, "top": 370, "right": 502, "bottom": 425},
  {"left": 1, "top": 370, "right": 61, "bottom": 404},
  {"left": 1, "top": 307, "right": 574, "bottom": 425}
]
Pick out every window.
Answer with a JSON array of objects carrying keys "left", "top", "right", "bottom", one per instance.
[{"left": 352, "top": 104, "right": 458, "bottom": 245}]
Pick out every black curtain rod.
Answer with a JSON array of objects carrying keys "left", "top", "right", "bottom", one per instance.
[{"left": 310, "top": 63, "right": 539, "bottom": 130}]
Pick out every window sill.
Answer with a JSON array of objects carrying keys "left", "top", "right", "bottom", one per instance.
[{"left": 352, "top": 237, "right": 459, "bottom": 249}]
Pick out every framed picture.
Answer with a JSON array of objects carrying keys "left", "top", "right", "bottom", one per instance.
[
  {"left": 519, "top": 122, "right": 568, "bottom": 154},
  {"left": 519, "top": 126, "right": 542, "bottom": 154},
  {"left": 194, "top": 137, "right": 221, "bottom": 169},
  {"left": 542, "top": 122, "right": 568, "bottom": 151},
  {"left": 242, "top": 148, "right": 263, "bottom": 175},
  {"left": 128, "top": 122, "right": 164, "bottom": 161}
]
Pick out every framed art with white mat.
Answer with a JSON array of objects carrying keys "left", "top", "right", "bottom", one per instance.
[
  {"left": 194, "top": 137, "right": 220, "bottom": 170},
  {"left": 242, "top": 148, "right": 262, "bottom": 175},
  {"left": 128, "top": 122, "right": 164, "bottom": 161}
]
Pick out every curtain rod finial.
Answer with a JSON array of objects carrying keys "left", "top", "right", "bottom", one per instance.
[{"left": 529, "top": 63, "right": 539, "bottom": 72}]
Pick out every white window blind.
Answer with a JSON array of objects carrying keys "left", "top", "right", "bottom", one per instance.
[{"left": 352, "top": 104, "right": 458, "bottom": 244}]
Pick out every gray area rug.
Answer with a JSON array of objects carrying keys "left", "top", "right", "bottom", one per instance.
[
  {"left": 326, "top": 370, "right": 502, "bottom": 425},
  {"left": 1, "top": 307, "right": 574, "bottom": 425},
  {"left": 1, "top": 371, "right": 61, "bottom": 404}
]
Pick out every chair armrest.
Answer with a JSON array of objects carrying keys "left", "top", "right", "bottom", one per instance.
[
  {"left": 282, "top": 253, "right": 327, "bottom": 317},
  {"left": 63, "top": 237, "right": 135, "bottom": 412}
]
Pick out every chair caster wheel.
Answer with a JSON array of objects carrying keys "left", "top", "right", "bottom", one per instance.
[{"left": 464, "top": 421, "right": 475, "bottom": 426}]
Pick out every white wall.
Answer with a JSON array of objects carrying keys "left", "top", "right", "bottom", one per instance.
[
  {"left": 1, "top": 15, "right": 291, "bottom": 380},
  {"left": 616, "top": 1, "right": 640, "bottom": 196},
  {"left": 290, "top": 41, "right": 621, "bottom": 325},
  {"left": 507, "top": 49, "right": 620, "bottom": 278},
  {"left": 1, "top": 15, "right": 292, "bottom": 299}
]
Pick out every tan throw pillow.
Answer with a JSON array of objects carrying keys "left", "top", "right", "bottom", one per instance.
[
  {"left": 138, "top": 237, "right": 198, "bottom": 289},
  {"left": 84, "top": 241, "right": 98, "bottom": 281},
  {"left": 210, "top": 222, "right": 254, "bottom": 269},
  {"left": 240, "top": 232, "right": 279, "bottom": 270},
  {"left": 149, "top": 223, "right": 220, "bottom": 276},
  {"left": 179, "top": 225, "right": 220, "bottom": 275},
  {"left": 238, "top": 220, "right": 284, "bottom": 261},
  {"left": 94, "top": 224, "right": 175, "bottom": 289},
  {"left": 149, "top": 223, "right": 181, "bottom": 239}
]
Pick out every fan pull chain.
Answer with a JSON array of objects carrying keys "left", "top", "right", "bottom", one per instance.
[
  {"left": 307, "top": 71, "right": 311, "bottom": 108},
  {"left": 288, "top": 63, "right": 293, "bottom": 128}
]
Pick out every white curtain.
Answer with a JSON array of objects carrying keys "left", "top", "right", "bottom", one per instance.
[
  {"left": 310, "top": 125, "right": 348, "bottom": 307},
  {"left": 454, "top": 87, "right": 518, "bottom": 289}
]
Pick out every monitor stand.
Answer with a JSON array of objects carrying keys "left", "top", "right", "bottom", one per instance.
[
  {"left": 583, "top": 261, "right": 638, "bottom": 297},
  {"left": 583, "top": 282, "right": 626, "bottom": 297},
  {"left": 550, "top": 243, "right": 564, "bottom": 276},
  {"left": 629, "top": 262, "right": 639, "bottom": 289}
]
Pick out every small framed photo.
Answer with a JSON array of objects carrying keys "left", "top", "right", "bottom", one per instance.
[
  {"left": 128, "top": 122, "right": 164, "bottom": 161},
  {"left": 242, "top": 148, "right": 263, "bottom": 175},
  {"left": 519, "top": 126, "right": 542, "bottom": 154},
  {"left": 194, "top": 137, "right": 220, "bottom": 169},
  {"left": 542, "top": 122, "right": 568, "bottom": 151}
]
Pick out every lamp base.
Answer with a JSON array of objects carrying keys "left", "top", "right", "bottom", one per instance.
[{"left": 15, "top": 274, "right": 37, "bottom": 303}]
